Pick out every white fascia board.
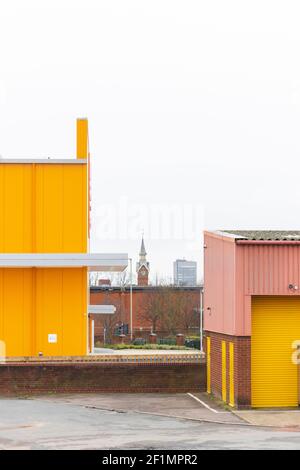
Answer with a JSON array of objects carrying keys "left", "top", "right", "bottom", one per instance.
[
  {"left": 0, "top": 253, "right": 128, "bottom": 272},
  {"left": 0, "top": 159, "right": 87, "bottom": 164}
]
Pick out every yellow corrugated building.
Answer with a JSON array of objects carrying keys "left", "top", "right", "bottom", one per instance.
[{"left": 0, "top": 119, "right": 127, "bottom": 357}]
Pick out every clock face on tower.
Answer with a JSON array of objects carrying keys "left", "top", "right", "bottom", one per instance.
[{"left": 140, "top": 269, "right": 146, "bottom": 276}]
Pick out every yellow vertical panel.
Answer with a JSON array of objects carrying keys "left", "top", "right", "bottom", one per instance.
[
  {"left": 31, "top": 268, "right": 37, "bottom": 355},
  {"left": 0, "top": 270, "right": 3, "bottom": 348},
  {"left": 229, "top": 342, "right": 234, "bottom": 407},
  {"left": 1, "top": 269, "right": 33, "bottom": 357},
  {"left": 22, "top": 269, "right": 34, "bottom": 355},
  {"left": 61, "top": 268, "right": 87, "bottom": 355},
  {"left": 252, "top": 296, "right": 300, "bottom": 408},
  {"left": 0, "top": 166, "right": 3, "bottom": 252},
  {"left": 35, "top": 165, "right": 64, "bottom": 253},
  {"left": 3, "top": 165, "right": 24, "bottom": 252},
  {"left": 36, "top": 268, "right": 63, "bottom": 356},
  {"left": 35, "top": 268, "right": 43, "bottom": 355},
  {"left": 77, "top": 119, "right": 88, "bottom": 159},
  {"left": 36, "top": 268, "right": 87, "bottom": 356},
  {"left": 222, "top": 341, "right": 227, "bottom": 402},
  {"left": 35, "top": 164, "right": 87, "bottom": 253},
  {"left": 207, "top": 336, "right": 211, "bottom": 393},
  {"left": 0, "top": 164, "right": 33, "bottom": 252},
  {"left": 3, "top": 269, "right": 21, "bottom": 356},
  {"left": 0, "top": 162, "right": 87, "bottom": 254},
  {"left": 23, "top": 166, "right": 34, "bottom": 251},
  {"left": 62, "top": 165, "right": 87, "bottom": 252},
  {"left": 35, "top": 164, "right": 44, "bottom": 253}
]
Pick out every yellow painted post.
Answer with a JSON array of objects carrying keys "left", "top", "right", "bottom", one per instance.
[
  {"left": 222, "top": 341, "right": 227, "bottom": 403},
  {"left": 229, "top": 342, "right": 234, "bottom": 406},
  {"left": 76, "top": 118, "right": 88, "bottom": 159},
  {"left": 207, "top": 336, "right": 211, "bottom": 393}
]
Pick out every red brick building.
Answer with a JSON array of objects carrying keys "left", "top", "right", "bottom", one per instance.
[
  {"left": 90, "top": 238, "right": 201, "bottom": 343},
  {"left": 90, "top": 284, "right": 201, "bottom": 343}
]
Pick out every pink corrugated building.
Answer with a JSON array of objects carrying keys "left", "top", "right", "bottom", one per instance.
[{"left": 204, "top": 230, "right": 300, "bottom": 408}]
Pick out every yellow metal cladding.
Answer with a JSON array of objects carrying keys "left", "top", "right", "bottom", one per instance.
[
  {"left": 229, "top": 342, "right": 234, "bottom": 406},
  {"left": 0, "top": 164, "right": 33, "bottom": 253},
  {"left": 252, "top": 296, "right": 300, "bottom": 408},
  {"left": 35, "top": 268, "right": 87, "bottom": 356},
  {"left": 0, "top": 267, "right": 87, "bottom": 357},
  {"left": 0, "top": 268, "right": 34, "bottom": 356},
  {"left": 77, "top": 118, "right": 88, "bottom": 159},
  {"left": 0, "top": 163, "right": 87, "bottom": 253},
  {"left": 0, "top": 119, "right": 89, "bottom": 357},
  {"left": 207, "top": 336, "right": 211, "bottom": 393},
  {"left": 222, "top": 341, "right": 227, "bottom": 402}
]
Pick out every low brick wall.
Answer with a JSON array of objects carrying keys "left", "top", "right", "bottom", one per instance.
[
  {"left": 205, "top": 332, "right": 251, "bottom": 408},
  {"left": 0, "top": 361, "right": 206, "bottom": 395}
]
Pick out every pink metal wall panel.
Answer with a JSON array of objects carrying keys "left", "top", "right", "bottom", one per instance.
[
  {"left": 237, "top": 244, "right": 300, "bottom": 296},
  {"left": 203, "top": 232, "right": 236, "bottom": 335},
  {"left": 236, "top": 243, "right": 300, "bottom": 335},
  {"left": 204, "top": 232, "right": 300, "bottom": 337}
]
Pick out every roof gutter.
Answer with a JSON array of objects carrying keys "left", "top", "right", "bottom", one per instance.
[{"left": 236, "top": 240, "right": 300, "bottom": 245}]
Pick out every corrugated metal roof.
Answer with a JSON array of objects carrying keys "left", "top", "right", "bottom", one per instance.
[{"left": 222, "top": 230, "right": 300, "bottom": 241}]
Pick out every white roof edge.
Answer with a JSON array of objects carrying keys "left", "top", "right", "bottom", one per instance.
[
  {"left": 211, "top": 230, "right": 248, "bottom": 239},
  {"left": 0, "top": 253, "right": 128, "bottom": 272},
  {"left": 0, "top": 159, "right": 87, "bottom": 164}
]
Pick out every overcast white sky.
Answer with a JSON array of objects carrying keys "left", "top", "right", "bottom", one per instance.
[{"left": 1, "top": 1, "right": 300, "bottom": 282}]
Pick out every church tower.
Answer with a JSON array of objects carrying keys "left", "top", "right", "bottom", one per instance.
[{"left": 136, "top": 237, "right": 150, "bottom": 286}]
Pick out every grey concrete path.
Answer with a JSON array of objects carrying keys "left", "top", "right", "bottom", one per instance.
[
  {"left": 0, "top": 398, "right": 300, "bottom": 449},
  {"left": 234, "top": 409, "right": 300, "bottom": 428},
  {"left": 34, "top": 392, "right": 242, "bottom": 424}
]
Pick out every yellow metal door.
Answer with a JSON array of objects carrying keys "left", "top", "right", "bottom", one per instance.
[{"left": 252, "top": 296, "right": 300, "bottom": 408}]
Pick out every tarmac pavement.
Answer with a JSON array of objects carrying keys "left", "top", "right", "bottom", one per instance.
[{"left": 0, "top": 394, "right": 300, "bottom": 449}]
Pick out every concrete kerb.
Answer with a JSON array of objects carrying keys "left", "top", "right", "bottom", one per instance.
[
  {"left": 84, "top": 403, "right": 300, "bottom": 429},
  {"left": 29, "top": 394, "right": 252, "bottom": 427},
  {"left": 29, "top": 392, "right": 300, "bottom": 430},
  {"left": 82, "top": 404, "right": 258, "bottom": 427}
]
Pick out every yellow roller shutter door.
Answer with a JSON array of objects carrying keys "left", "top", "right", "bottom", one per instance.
[{"left": 252, "top": 296, "right": 300, "bottom": 408}]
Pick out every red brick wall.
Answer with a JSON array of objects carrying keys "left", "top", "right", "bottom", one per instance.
[
  {"left": 90, "top": 287, "right": 201, "bottom": 342},
  {"left": 90, "top": 289, "right": 153, "bottom": 334},
  {"left": 205, "top": 332, "right": 251, "bottom": 408},
  {"left": 0, "top": 362, "right": 205, "bottom": 395}
]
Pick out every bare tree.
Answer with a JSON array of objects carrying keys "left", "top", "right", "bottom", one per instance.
[
  {"left": 139, "top": 286, "right": 200, "bottom": 336},
  {"left": 176, "top": 290, "right": 200, "bottom": 333},
  {"left": 139, "top": 286, "right": 168, "bottom": 333}
]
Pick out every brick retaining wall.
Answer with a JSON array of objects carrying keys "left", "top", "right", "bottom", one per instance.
[
  {"left": 205, "top": 332, "right": 251, "bottom": 408},
  {"left": 0, "top": 361, "right": 205, "bottom": 396}
]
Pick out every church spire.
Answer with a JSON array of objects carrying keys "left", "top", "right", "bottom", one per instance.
[
  {"left": 136, "top": 236, "right": 149, "bottom": 286},
  {"left": 139, "top": 236, "right": 147, "bottom": 259}
]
